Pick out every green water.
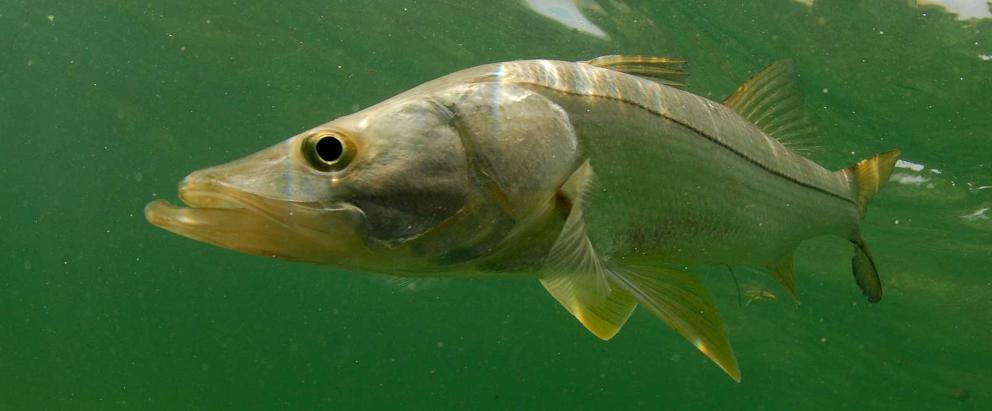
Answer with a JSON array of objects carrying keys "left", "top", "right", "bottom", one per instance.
[{"left": 3, "top": 0, "right": 990, "bottom": 409}]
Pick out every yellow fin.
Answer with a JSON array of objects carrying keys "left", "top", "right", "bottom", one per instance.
[
  {"left": 768, "top": 254, "right": 799, "bottom": 302},
  {"left": 584, "top": 55, "right": 688, "bottom": 89},
  {"left": 844, "top": 150, "right": 897, "bottom": 302},
  {"left": 541, "top": 160, "right": 637, "bottom": 340},
  {"left": 846, "top": 149, "right": 901, "bottom": 216},
  {"left": 722, "top": 60, "right": 820, "bottom": 153},
  {"left": 541, "top": 276, "right": 638, "bottom": 340},
  {"left": 610, "top": 265, "right": 741, "bottom": 382}
]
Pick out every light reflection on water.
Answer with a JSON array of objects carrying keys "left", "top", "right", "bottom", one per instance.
[{"left": 524, "top": 0, "right": 608, "bottom": 39}]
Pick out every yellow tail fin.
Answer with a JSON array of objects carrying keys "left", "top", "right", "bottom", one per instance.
[
  {"left": 848, "top": 149, "right": 900, "bottom": 216},
  {"left": 844, "top": 149, "right": 899, "bottom": 303}
]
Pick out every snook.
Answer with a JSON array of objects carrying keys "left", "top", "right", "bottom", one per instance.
[{"left": 146, "top": 56, "right": 899, "bottom": 381}]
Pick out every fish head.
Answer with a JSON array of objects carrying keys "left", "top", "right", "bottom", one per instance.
[{"left": 145, "top": 96, "right": 481, "bottom": 272}]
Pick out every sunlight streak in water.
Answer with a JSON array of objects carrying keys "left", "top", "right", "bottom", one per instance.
[
  {"left": 919, "top": 0, "right": 992, "bottom": 19},
  {"left": 961, "top": 207, "right": 990, "bottom": 220},
  {"left": 524, "top": 0, "right": 609, "bottom": 39},
  {"left": 795, "top": 0, "right": 992, "bottom": 20}
]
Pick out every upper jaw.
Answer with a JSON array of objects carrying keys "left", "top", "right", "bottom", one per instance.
[{"left": 145, "top": 178, "right": 373, "bottom": 265}]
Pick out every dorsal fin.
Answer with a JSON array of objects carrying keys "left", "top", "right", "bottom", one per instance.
[
  {"left": 584, "top": 55, "right": 688, "bottom": 89},
  {"left": 722, "top": 60, "right": 820, "bottom": 153}
]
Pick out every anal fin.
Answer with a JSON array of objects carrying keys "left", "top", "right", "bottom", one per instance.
[{"left": 610, "top": 265, "right": 741, "bottom": 382}]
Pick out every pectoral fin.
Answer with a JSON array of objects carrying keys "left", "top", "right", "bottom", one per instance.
[
  {"left": 610, "top": 265, "right": 741, "bottom": 382},
  {"left": 541, "top": 160, "right": 637, "bottom": 340}
]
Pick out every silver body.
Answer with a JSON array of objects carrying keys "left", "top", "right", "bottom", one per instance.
[{"left": 415, "top": 60, "right": 860, "bottom": 271}]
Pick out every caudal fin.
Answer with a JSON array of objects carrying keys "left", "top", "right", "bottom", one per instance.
[
  {"left": 851, "top": 237, "right": 882, "bottom": 302},
  {"left": 845, "top": 149, "right": 899, "bottom": 303},
  {"left": 847, "top": 149, "right": 901, "bottom": 216}
]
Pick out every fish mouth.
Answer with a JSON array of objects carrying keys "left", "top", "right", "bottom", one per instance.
[{"left": 145, "top": 181, "right": 369, "bottom": 263}]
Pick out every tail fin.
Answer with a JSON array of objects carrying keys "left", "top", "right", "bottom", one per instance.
[
  {"left": 845, "top": 149, "right": 899, "bottom": 303},
  {"left": 850, "top": 237, "right": 882, "bottom": 302},
  {"left": 847, "top": 149, "right": 901, "bottom": 216}
]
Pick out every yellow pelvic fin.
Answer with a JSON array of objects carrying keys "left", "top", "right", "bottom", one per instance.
[
  {"left": 722, "top": 60, "right": 820, "bottom": 154},
  {"left": 847, "top": 149, "right": 901, "bottom": 216},
  {"left": 610, "top": 265, "right": 740, "bottom": 382},
  {"left": 768, "top": 253, "right": 800, "bottom": 302},
  {"left": 541, "top": 276, "right": 638, "bottom": 340},
  {"left": 584, "top": 55, "right": 688, "bottom": 89},
  {"left": 541, "top": 159, "right": 637, "bottom": 340}
]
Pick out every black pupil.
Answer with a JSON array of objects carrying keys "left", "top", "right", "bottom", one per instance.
[{"left": 315, "top": 136, "right": 344, "bottom": 163}]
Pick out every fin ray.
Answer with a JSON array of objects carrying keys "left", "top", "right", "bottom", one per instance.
[
  {"left": 541, "top": 160, "right": 637, "bottom": 340},
  {"left": 610, "top": 265, "right": 741, "bottom": 382},
  {"left": 722, "top": 60, "right": 820, "bottom": 154},
  {"left": 585, "top": 55, "right": 688, "bottom": 89},
  {"left": 768, "top": 254, "right": 799, "bottom": 302},
  {"left": 851, "top": 236, "right": 882, "bottom": 302},
  {"left": 846, "top": 149, "right": 901, "bottom": 216}
]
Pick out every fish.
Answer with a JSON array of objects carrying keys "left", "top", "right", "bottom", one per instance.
[{"left": 145, "top": 55, "right": 900, "bottom": 382}]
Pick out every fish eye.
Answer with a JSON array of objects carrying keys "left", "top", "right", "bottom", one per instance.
[
  {"left": 303, "top": 133, "right": 353, "bottom": 172},
  {"left": 315, "top": 136, "right": 344, "bottom": 162}
]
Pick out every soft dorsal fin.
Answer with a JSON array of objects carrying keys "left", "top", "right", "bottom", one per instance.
[
  {"left": 722, "top": 60, "right": 820, "bottom": 153},
  {"left": 584, "top": 55, "right": 688, "bottom": 89},
  {"left": 541, "top": 160, "right": 637, "bottom": 340},
  {"left": 768, "top": 253, "right": 800, "bottom": 302}
]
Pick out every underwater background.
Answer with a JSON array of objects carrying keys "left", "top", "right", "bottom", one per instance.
[{"left": 2, "top": 0, "right": 990, "bottom": 409}]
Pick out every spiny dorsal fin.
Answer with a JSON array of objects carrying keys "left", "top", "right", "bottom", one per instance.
[
  {"left": 722, "top": 60, "right": 820, "bottom": 154},
  {"left": 768, "top": 254, "right": 800, "bottom": 302},
  {"left": 609, "top": 264, "right": 741, "bottom": 382},
  {"left": 584, "top": 55, "right": 688, "bottom": 89},
  {"left": 541, "top": 160, "right": 637, "bottom": 340}
]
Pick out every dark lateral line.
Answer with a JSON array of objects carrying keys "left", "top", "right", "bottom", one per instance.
[{"left": 524, "top": 82, "right": 857, "bottom": 207}]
